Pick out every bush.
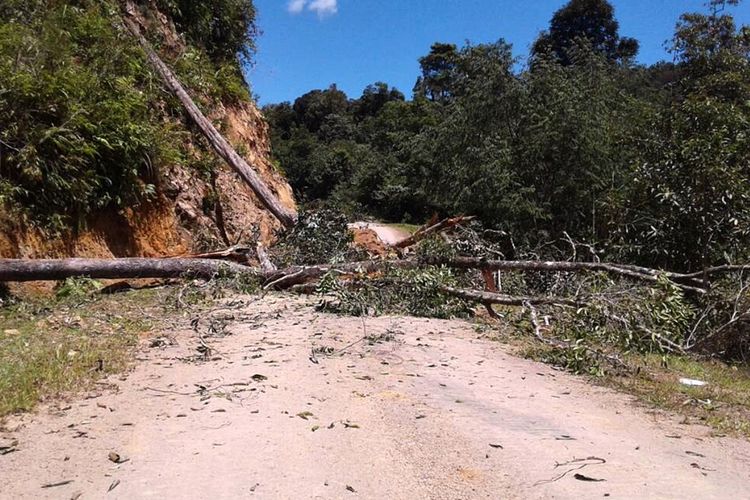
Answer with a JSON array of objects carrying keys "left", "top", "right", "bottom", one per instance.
[
  {"left": 0, "top": 0, "right": 257, "bottom": 230},
  {"left": 154, "top": 0, "right": 258, "bottom": 64},
  {"left": 0, "top": 2, "right": 171, "bottom": 229},
  {"left": 316, "top": 266, "right": 473, "bottom": 319},
  {"left": 271, "top": 209, "right": 363, "bottom": 266}
]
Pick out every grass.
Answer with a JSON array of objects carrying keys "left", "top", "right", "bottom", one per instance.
[
  {"left": 516, "top": 337, "right": 750, "bottom": 438},
  {"left": 390, "top": 223, "right": 421, "bottom": 235},
  {"left": 0, "top": 274, "right": 258, "bottom": 420},
  {"left": 607, "top": 355, "right": 750, "bottom": 437},
  {"left": 0, "top": 284, "right": 165, "bottom": 419}
]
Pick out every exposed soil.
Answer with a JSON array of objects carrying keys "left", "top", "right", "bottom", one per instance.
[
  {"left": 0, "top": 97, "right": 295, "bottom": 263},
  {"left": 2, "top": 295, "right": 749, "bottom": 499},
  {"left": 349, "top": 222, "right": 411, "bottom": 252}
]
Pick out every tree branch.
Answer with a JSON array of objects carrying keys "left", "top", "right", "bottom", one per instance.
[
  {"left": 440, "top": 285, "right": 584, "bottom": 307},
  {"left": 392, "top": 216, "right": 475, "bottom": 249}
]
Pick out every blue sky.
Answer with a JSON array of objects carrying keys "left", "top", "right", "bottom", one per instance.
[{"left": 247, "top": 0, "right": 749, "bottom": 104}]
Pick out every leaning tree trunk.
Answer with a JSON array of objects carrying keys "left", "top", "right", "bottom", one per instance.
[{"left": 122, "top": 3, "right": 297, "bottom": 228}]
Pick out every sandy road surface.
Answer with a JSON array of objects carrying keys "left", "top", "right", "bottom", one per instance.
[
  {"left": 348, "top": 222, "right": 411, "bottom": 246},
  {"left": 2, "top": 295, "right": 749, "bottom": 499}
]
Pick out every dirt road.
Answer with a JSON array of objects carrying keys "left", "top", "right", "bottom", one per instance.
[
  {"left": 349, "top": 222, "right": 411, "bottom": 246},
  {"left": 2, "top": 295, "right": 749, "bottom": 499}
]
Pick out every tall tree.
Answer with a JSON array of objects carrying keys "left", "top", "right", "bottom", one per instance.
[
  {"left": 352, "top": 82, "right": 404, "bottom": 119},
  {"left": 413, "top": 42, "right": 460, "bottom": 103},
  {"left": 292, "top": 84, "right": 349, "bottom": 133},
  {"left": 532, "top": 0, "right": 639, "bottom": 65}
]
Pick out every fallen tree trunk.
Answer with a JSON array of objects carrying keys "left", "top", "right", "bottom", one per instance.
[
  {"left": 1, "top": 254, "right": 738, "bottom": 294},
  {"left": 440, "top": 286, "right": 584, "bottom": 307},
  {"left": 0, "top": 258, "right": 258, "bottom": 282},
  {"left": 438, "top": 257, "right": 707, "bottom": 293},
  {"left": 121, "top": 4, "right": 297, "bottom": 228},
  {"left": 0, "top": 258, "right": 416, "bottom": 286}
]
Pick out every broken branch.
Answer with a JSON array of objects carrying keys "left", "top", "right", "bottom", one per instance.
[
  {"left": 393, "top": 216, "right": 475, "bottom": 249},
  {"left": 439, "top": 257, "right": 707, "bottom": 293},
  {"left": 440, "top": 286, "right": 584, "bottom": 307}
]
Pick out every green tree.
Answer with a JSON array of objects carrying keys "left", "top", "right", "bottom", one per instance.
[
  {"left": 615, "top": 0, "right": 750, "bottom": 270},
  {"left": 532, "top": 0, "right": 639, "bottom": 65},
  {"left": 413, "top": 42, "right": 460, "bottom": 103},
  {"left": 352, "top": 82, "right": 404, "bottom": 120},
  {"left": 516, "top": 46, "right": 639, "bottom": 239},
  {"left": 292, "top": 85, "right": 349, "bottom": 133},
  {"left": 417, "top": 41, "right": 537, "bottom": 228}
]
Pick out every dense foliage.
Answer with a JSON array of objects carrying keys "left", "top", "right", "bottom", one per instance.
[
  {"left": 266, "top": 0, "right": 750, "bottom": 273},
  {"left": 270, "top": 209, "right": 364, "bottom": 266},
  {"left": 155, "top": 0, "right": 258, "bottom": 64},
  {"left": 0, "top": 0, "right": 257, "bottom": 229}
]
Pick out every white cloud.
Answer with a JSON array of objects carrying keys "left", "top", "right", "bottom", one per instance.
[
  {"left": 287, "top": 0, "right": 338, "bottom": 17},
  {"left": 308, "top": 0, "right": 337, "bottom": 17},
  {"left": 287, "top": 0, "right": 306, "bottom": 14}
]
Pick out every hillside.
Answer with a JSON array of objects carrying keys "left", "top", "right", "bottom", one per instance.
[{"left": 0, "top": 0, "right": 295, "bottom": 259}]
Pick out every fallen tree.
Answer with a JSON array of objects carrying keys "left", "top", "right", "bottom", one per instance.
[
  {"left": 0, "top": 257, "right": 416, "bottom": 287},
  {"left": 0, "top": 255, "right": 726, "bottom": 292},
  {"left": 0, "top": 258, "right": 258, "bottom": 283},
  {"left": 438, "top": 257, "right": 708, "bottom": 293},
  {"left": 2, "top": 241, "right": 748, "bottom": 365}
]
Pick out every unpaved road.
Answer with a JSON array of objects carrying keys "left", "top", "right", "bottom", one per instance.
[
  {"left": 349, "top": 222, "right": 411, "bottom": 246},
  {"left": 2, "top": 295, "right": 750, "bottom": 499}
]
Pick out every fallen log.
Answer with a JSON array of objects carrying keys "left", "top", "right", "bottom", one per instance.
[
  {"left": 0, "top": 258, "right": 259, "bottom": 283},
  {"left": 0, "top": 257, "right": 416, "bottom": 286},
  {"left": 439, "top": 286, "right": 584, "bottom": 307},
  {"left": 1, "top": 254, "right": 736, "bottom": 294},
  {"left": 438, "top": 257, "right": 707, "bottom": 293},
  {"left": 122, "top": 4, "right": 297, "bottom": 228}
]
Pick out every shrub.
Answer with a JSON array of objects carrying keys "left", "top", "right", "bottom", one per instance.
[
  {"left": 0, "top": 0, "right": 257, "bottom": 230},
  {"left": 271, "top": 209, "right": 363, "bottom": 266}
]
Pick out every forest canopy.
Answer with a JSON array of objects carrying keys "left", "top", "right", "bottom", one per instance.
[{"left": 264, "top": 0, "right": 750, "bottom": 273}]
